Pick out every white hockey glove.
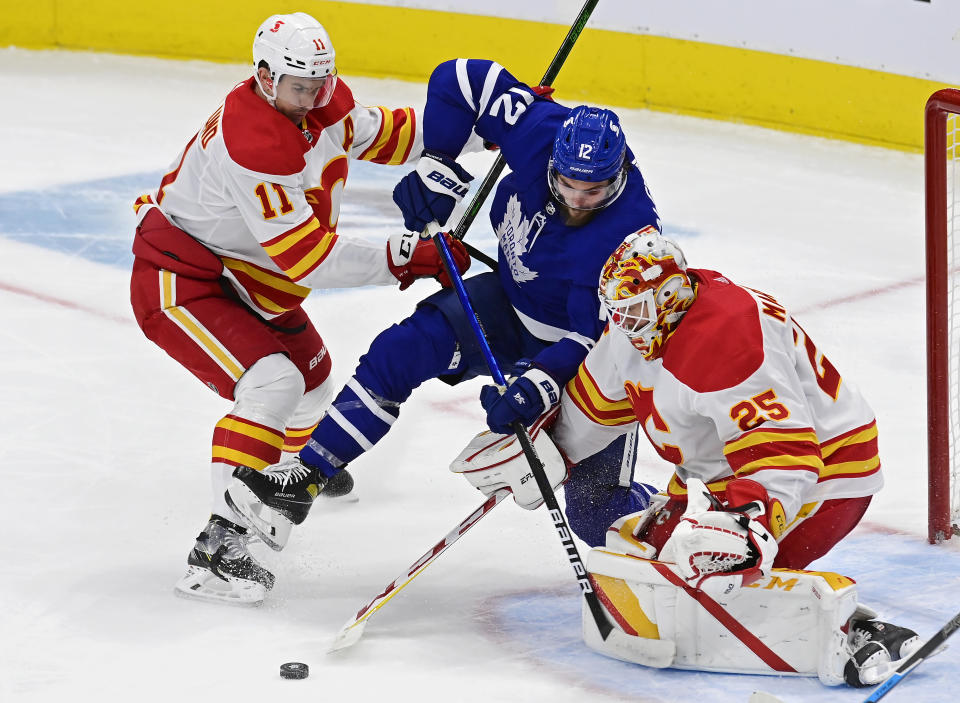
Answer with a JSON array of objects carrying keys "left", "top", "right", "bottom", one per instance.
[
  {"left": 449, "top": 412, "right": 567, "bottom": 510},
  {"left": 659, "top": 477, "right": 778, "bottom": 598}
]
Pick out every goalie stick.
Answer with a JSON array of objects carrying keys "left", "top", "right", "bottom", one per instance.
[
  {"left": 329, "top": 488, "right": 510, "bottom": 652},
  {"left": 451, "top": 0, "right": 600, "bottom": 245},
  {"left": 432, "top": 228, "right": 614, "bottom": 642}
]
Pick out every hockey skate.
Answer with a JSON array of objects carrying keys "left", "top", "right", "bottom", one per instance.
[
  {"left": 844, "top": 619, "right": 923, "bottom": 687},
  {"left": 173, "top": 514, "right": 274, "bottom": 607},
  {"left": 225, "top": 458, "right": 329, "bottom": 551}
]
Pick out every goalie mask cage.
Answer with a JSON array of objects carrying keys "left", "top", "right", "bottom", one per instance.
[{"left": 926, "top": 88, "right": 960, "bottom": 544}]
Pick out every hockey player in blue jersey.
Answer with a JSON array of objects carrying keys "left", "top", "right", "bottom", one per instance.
[{"left": 227, "top": 58, "right": 660, "bottom": 553}]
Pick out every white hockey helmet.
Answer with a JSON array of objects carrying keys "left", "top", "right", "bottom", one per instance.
[
  {"left": 598, "top": 227, "right": 695, "bottom": 359},
  {"left": 252, "top": 12, "right": 338, "bottom": 107}
]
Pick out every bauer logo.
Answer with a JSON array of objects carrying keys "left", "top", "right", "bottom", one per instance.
[
  {"left": 308, "top": 346, "right": 327, "bottom": 370},
  {"left": 539, "top": 379, "right": 558, "bottom": 405},
  {"left": 427, "top": 171, "right": 469, "bottom": 197}
]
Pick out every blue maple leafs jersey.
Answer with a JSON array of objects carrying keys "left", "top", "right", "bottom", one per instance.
[{"left": 423, "top": 58, "right": 661, "bottom": 383}]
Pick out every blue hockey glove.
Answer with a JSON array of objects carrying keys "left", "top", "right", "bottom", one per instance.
[
  {"left": 480, "top": 368, "right": 561, "bottom": 435},
  {"left": 393, "top": 149, "right": 473, "bottom": 232}
]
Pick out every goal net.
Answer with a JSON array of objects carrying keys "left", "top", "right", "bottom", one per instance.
[{"left": 925, "top": 88, "right": 960, "bottom": 543}]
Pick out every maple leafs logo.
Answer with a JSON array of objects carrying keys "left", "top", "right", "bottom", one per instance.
[{"left": 495, "top": 194, "right": 537, "bottom": 283}]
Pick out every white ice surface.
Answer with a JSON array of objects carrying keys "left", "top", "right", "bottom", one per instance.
[{"left": 1, "top": 49, "right": 958, "bottom": 703}]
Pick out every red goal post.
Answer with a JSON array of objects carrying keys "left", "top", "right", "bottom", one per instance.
[{"left": 925, "top": 88, "right": 960, "bottom": 543}]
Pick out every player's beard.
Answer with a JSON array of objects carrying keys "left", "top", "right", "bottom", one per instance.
[{"left": 559, "top": 204, "right": 598, "bottom": 227}]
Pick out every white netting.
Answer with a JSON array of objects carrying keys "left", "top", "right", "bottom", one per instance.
[{"left": 948, "top": 113, "right": 960, "bottom": 529}]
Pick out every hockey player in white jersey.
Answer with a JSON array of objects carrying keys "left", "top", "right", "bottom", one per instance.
[
  {"left": 545, "top": 230, "right": 922, "bottom": 687},
  {"left": 129, "top": 12, "right": 469, "bottom": 605}
]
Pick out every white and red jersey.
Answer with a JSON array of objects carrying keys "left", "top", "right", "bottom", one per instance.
[
  {"left": 554, "top": 269, "right": 883, "bottom": 523},
  {"left": 134, "top": 76, "right": 421, "bottom": 318}
]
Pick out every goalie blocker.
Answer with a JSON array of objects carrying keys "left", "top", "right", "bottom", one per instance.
[{"left": 450, "top": 410, "right": 566, "bottom": 510}]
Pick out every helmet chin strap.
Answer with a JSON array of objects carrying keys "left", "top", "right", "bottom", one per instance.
[{"left": 254, "top": 71, "right": 279, "bottom": 108}]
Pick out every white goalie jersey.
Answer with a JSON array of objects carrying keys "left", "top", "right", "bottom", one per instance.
[
  {"left": 553, "top": 269, "right": 883, "bottom": 524},
  {"left": 134, "top": 77, "right": 422, "bottom": 318}
]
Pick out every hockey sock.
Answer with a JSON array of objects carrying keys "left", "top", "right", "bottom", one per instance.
[
  {"left": 299, "top": 307, "right": 460, "bottom": 476},
  {"left": 300, "top": 378, "right": 400, "bottom": 477}
]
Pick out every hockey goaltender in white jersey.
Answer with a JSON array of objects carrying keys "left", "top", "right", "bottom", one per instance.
[
  {"left": 453, "top": 229, "right": 927, "bottom": 688},
  {"left": 550, "top": 230, "right": 924, "bottom": 687}
]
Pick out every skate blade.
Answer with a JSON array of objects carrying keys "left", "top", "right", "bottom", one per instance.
[
  {"left": 173, "top": 566, "right": 266, "bottom": 607},
  {"left": 224, "top": 483, "right": 292, "bottom": 552}
]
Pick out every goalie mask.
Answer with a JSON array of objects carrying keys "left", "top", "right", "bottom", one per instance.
[
  {"left": 599, "top": 229, "right": 695, "bottom": 359},
  {"left": 548, "top": 106, "right": 628, "bottom": 211},
  {"left": 253, "top": 12, "right": 338, "bottom": 108}
]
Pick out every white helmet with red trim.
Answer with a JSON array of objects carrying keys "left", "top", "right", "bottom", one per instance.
[
  {"left": 253, "top": 12, "right": 338, "bottom": 107},
  {"left": 598, "top": 227, "right": 695, "bottom": 359}
]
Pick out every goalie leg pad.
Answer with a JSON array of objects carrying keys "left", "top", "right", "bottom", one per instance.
[
  {"left": 584, "top": 548, "right": 858, "bottom": 685},
  {"left": 603, "top": 494, "right": 669, "bottom": 559}
]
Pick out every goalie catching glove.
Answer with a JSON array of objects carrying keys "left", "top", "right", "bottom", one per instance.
[
  {"left": 658, "top": 477, "right": 778, "bottom": 597},
  {"left": 387, "top": 230, "right": 470, "bottom": 291},
  {"left": 393, "top": 149, "right": 474, "bottom": 232},
  {"left": 450, "top": 411, "right": 567, "bottom": 510}
]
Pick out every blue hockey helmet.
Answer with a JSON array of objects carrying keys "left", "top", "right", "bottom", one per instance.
[{"left": 548, "top": 105, "right": 628, "bottom": 211}]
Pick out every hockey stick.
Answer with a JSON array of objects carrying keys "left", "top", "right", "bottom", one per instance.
[
  {"left": 862, "top": 609, "right": 960, "bottom": 701},
  {"left": 432, "top": 229, "right": 615, "bottom": 641},
  {"left": 463, "top": 242, "right": 498, "bottom": 271},
  {"left": 451, "top": 0, "right": 600, "bottom": 244},
  {"left": 329, "top": 488, "right": 510, "bottom": 652}
]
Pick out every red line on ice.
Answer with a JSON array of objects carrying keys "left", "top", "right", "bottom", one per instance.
[
  {"left": 794, "top": 273, "right": 925, "bottom": 315},
  {"left": 0, "top": 280, "right": 133, "bottom": 325}
]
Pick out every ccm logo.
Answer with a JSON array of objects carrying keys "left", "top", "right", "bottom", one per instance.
[
  {"left": 308, "top": 347, "right": 328, "bottom": 370},
  {"left": 397, "top": 231, "right": 416, "bottom": 258},
  {"left": 427, "top": 170, "right": 468, "bottom": 197}
]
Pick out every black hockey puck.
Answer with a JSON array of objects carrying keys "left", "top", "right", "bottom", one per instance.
[{"left": 279, "top": 662, "right": 309, "bottom": 680}]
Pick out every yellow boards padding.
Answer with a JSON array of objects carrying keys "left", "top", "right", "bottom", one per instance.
[{"left": 1, "top": 1, "right": 951, "bottom": 151}]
